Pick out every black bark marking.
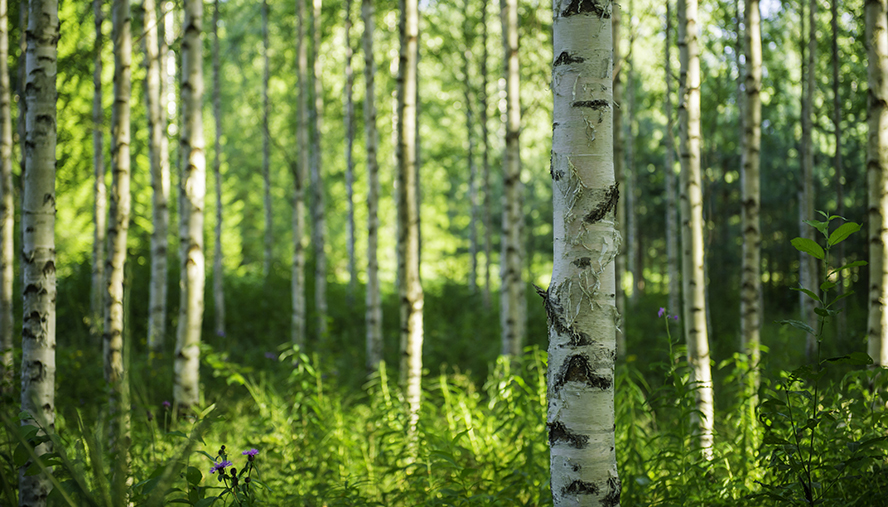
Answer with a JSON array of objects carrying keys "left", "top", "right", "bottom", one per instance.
[
  {"left": 584, "top": 184, "right": 619, "bottom": 224},
  {"left": 535, "top": 284, "right": 591, "bottom": 346},
  {"left": 42, "top": 261, "right": 55, "bottom": 277},
  {"left": 554, "top": 51, "right": 585, "bottom": 66},
  {"left": 554, "top": 354, "right": 612, "bottom": 391},
  {"left": 602, "top": 477, "right": 622, "bottom": 507},
  {"left": 561, "top": 0, "right": 610, "bottom": 18},
  {"left": 563, "top": 480, "right": 599, "bottom": 495},
  {"left": 548, "top": 421, "right": 589, "bottom": 449},
  {"left": 573, "top": 257, "right": 592, "bottom": 268},
  {"left": 572, "top": 99, "right": 610, "bottom": 110}
]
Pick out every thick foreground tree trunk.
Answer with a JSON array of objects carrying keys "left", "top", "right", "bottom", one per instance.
[
  {"left": 547, "top": 2, "right": 622, "bottom": 505},
  {"left": 91, "top": 0, "right": 106, "bottom": 346}
]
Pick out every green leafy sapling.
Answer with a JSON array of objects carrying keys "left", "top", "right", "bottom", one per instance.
[{"left": 759, "top": 212, "right": 873, "bottom": 505}]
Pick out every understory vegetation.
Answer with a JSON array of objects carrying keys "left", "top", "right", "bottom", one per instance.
[{"left": 1, "top": 245, "right": 887, "bottom": 506}]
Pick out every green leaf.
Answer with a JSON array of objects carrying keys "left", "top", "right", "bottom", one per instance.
[
  {"left": 13, "top": 444, "right": 30, "bottom": 468},
  {"left": 820, "top": 280, "right": 836, "bottom": 292},
  {"left": 790, "top": 237, "right": 824, "bottom": 259},
  {"left": 828, "top": 222, "right": 861, "bottom": 246},
  {"left": 779, "top": 319, "right": 815, "bottom": 336},
  {"left": 763, "top": 434, "right": 790, "bottom": 445},
  {"left": 834, "top": 260, "right": 867, "bottom": 273},
  {"left": 194, "top": 498, "right": 219, "bottom": 507},
  {"left": 803, "top": 219, "right": 829, "bottom": 237},
  {"left": 186, "top": 466, "right": 203, "bottom": 486},
  {"left": 790, "top": 287, "right": 822, "bottom": 304},
  {"left": 814, "top": 307, "right": 838, "bottom": 317},
  {"left": 825, "top": 352, "right": 873, "bottom": 366},
  {"left": 197, "top": 404, "right": 216, "bottom": 419}
]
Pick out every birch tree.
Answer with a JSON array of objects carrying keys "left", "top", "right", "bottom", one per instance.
[
  {"left": 0, "top": 0, "right": 13, "bottom": 393},
  {"left": 547, "top": 1, "right": 621, "bottom": 504},
  {"left": 310, "top": 0, "right": 328, "bottom": 340},
  {"left": 664, "top": 0, "right": 680, "bottom": 320},
  {"left": 501, "top": 0, "right": 524, "bottom": 358},
  {"left": 105, "top": 0, "right": 132, "bottom": 459},
  {"left": 91, "top": 0, "right": 106, "bottom": 345},
  {"left": 262, "top": 0, "right": 272, "bottom": 277},
  {"left": 293, "top": 0, "right": 308, "bottom": 349},
  {"left": 212, "top": 0, "right": 224, "bottom": 338},
  {"left": 741, "top": 0, "right": 762, "bottom": 387},
  {"left": 345, "top": 0, "right": 357, "bottom": 301},
  {"left": 145, "top": 0, "right": 169, "bottom": 355},
  {"left": 174, "top": 0, "right": 206, "bottom": 410},
  {"left": 678, "top": 0, "right": 714, "bottom": 458},
  {"left": 20, "top": 0, "right": 59, "bottom": 502},
  {"left": 464, "top": 0, "right": 478, "bottom": 295},
  {"left": 867, "top": 0, "right": 888, "bottom": 367},
  {"left": 397, "top": 0, "right": 423, "bottom": 431},
  {"left": 363, "top": 0, "right": 383, "bottom": 370},
  {"left": 800, "top": 0, "right": 817, "bottom": 361}
]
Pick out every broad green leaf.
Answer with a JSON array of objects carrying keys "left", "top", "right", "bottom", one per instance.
[
  {"left": 803, "top": 219, "right": 828, "bottom": 236},
  {"left": 13, "top": 443, "right": 30, "bottom": 468},
  {"left": 790, "top": 287, "right": 822, "bottom": 304},
  {"left": 820, "top": 280, "right": 836, "bottom": 292},
  {"left": 186, "top": 466, "right": 202, "bottom": 486},
  {"left": 814, "top": 307, "right": 838, "bottom": 317},
  {"left": 790, "top": 237, "right": 824, "bottom": 259},
  {"left": 198, "top": 403, "right": 216, "bottom": 419},
  {"left": 828, "top": 221, "right": 861, "bottom": 246},
  {"left": 826, "top": 352, "right": 873, "bottom": 366},
  {"left": 779, "top": 319, "right": 815, "bottom": 336},
  {"left": 834, "top": 260, "right": 867, "bottom": 273}
]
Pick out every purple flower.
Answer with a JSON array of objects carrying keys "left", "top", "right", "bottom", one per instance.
[
  {"left": 658, "top": 307, "right": 666, "bottom": 318},
  {"left": 265, "top": 352, "right": 277, "bottom": 360},
  {"left": 162, "top": 401, "right": 171, "bottom": 409},
  {"left": 242, "top": 448, "right": 259, "bottom": 457},
  {"left": 210, "top": 460, "right": 233, "bottom": 474},
  {"left": 671, "top": 315, "right": 679, "bottom": 321}
]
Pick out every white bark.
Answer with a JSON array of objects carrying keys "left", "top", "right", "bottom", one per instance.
[
  {"left": 293, "top": 0, "right": 308, "bottom": 349},
  {"left": 91, "top": 0, "right": 106, "bottom": 345},
  {"left": 0, "top": 0, "right": 15, "bottom": 393},
  {"left": 310, "top": 0, "right": 328, "bottom": 340},
  {"left": 548, "top": 2, "right": 621, "bottom": 505},
  {"left": 212, "top": 0, "right": 224, "bottom": 338},
  {"left": 20, "top": 1, "right": 58, "bottom": 503},
  {"left": 867, "top": 0, "right": 888, "bottom": 366},
  {"left": 678, "top": 0, "right": 714, "bottom": 458},
  {"left": 148, "top": 0, "right": 171, "bottom": 354},
  {"left": 363, "top": 0, "right": 383, "bottom": 371},
  {"left": 398, "top": 0, "right": 423, "bottom": 432},
  {"left": 174, "top": 0, "right": 205, "bottom": 410},
  {"left": 501, "top": 0, "right": 524, "bottom": 358},
  {"left": 741, "top": 0, "right": 762, "bottom": 380}
]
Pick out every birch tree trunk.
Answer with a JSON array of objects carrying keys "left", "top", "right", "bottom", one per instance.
[
  {"left": 363, "top": 0, "right": 383, "bottom": 371},
  {"left": 293, "top": 0, "right": 308, "bottom": 349},
  {"left": 105, "top": 0, "right": 132, "bottom": 447},
  {"left": 0, "top": 0, "right": 14, "bottom": 393},
  {"left": 612, "top": 2, "right": 625, "bottom": 356},
  {"left": 464, "top": 0, "right": 478, "bottom": 295},
  {"left": 742, "top": 0, "right": 762, "bottom": 388},
  {"left": 501, "top": 0, "right": 524, "bottom": 358},
  {"left": 547, "top": 2, "right": 621, "bottom": 504},
  {"left": 146, "top": 0, "right": 169, "bottom": 355},
  {"left": 20, "top": 1, "right": 58, "bottom": 503},
  {"left": 665, "top": 0, "right": 680, "bottom": 319},
  {"left": 800, "top": 0, "right": 818, "bottom": 361},
  {"left": 867, "top": 0, "right": 888, "bottom": 367},
  {"left": 481, "top": 0, "right": 492, "bottom": 309},
  {"left": 397, "top": 0, "right": 423, "bottom": 432},
  {"left": 212, "top": 0, "right": 224, "bottom": 338},
  {"left": 678, "top": 0, "right": 714, "bottom": 458},
  {"left": 174, "top": 0, "right": 205, "bottom": 410},
  {"left": 310, "top": 0, "right": 328, "bottom": 341},
  {"left": 91, "top": 0, "right": 106, "bottom": 346},
  {"left": 262, "top": 0, "right": 272, "bottom": 277},
  {"left": 345, "top": 0, "right": 357, "bottom": 301}
]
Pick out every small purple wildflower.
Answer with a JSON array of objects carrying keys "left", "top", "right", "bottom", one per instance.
[
  {"left": 162, "top": 400, "right": 171, "bottom": 409},
  {"left": 671, "top": 315, "right": 679, "bottom": 321},
  {"left": 658, "top": 307, "right": 666, "bottom": 318},
  {"left": 242, "top": 449, "right": 259, "bottom": 457},
  {"left": 265, "top": 352, "right": 277, "bottom": 360},
  {"left": 210, "top": 460, "right": 233, "bottom": 474}
]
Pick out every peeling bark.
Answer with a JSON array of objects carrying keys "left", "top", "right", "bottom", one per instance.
[
  {"left": 363, "top": 0, "right": 382, "bottom": 371},
  {"left": 549, "top": 1, "right": 620, "bottom": 504}
]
